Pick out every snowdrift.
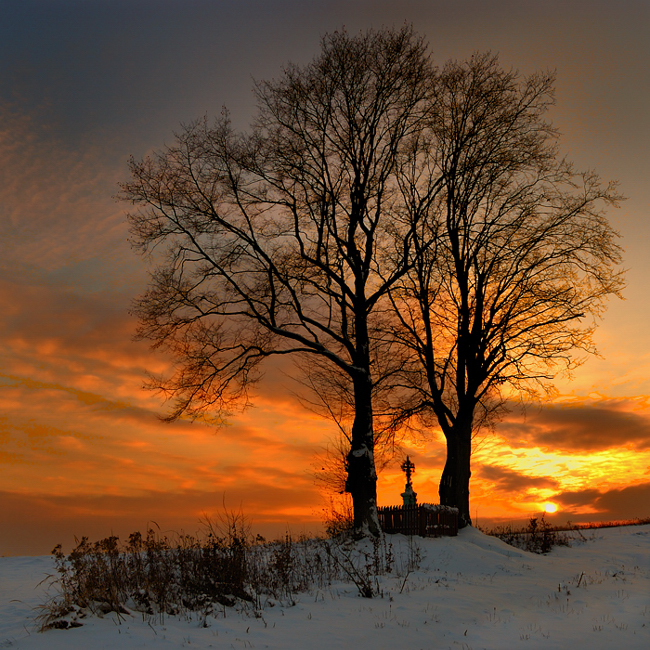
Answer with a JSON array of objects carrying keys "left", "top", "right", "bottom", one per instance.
[{"left": 1, "top": 524, "right": 648, "bottom": 649}]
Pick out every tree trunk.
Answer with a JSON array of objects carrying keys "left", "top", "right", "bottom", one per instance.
[
  {"left": 345, "top": 371, "right": 381, "bottom": 536},
  {"left": 439, "top": 421, "right": 472, "bottom": 528}
]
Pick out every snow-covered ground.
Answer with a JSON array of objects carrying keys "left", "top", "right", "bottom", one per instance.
[{"left": 1, "top": 525, "right": 648, "bottom": 649}]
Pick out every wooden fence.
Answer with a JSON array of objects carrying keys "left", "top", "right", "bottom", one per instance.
[{"left": 377, "top": 504, "right": 458, "bottom": 537}]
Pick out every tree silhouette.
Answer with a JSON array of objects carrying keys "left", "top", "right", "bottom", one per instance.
[
  {"left": 121, "top": 27, "right": 438, "bottom": 535},
  {"left": 123, "top": 33, "right": 623, "bottom": 534},
  {"left": 390, "top": 54, "right": 624, "bottom": 527}
]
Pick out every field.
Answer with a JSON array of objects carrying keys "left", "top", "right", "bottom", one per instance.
[{"left": 1, "top": 524, "right": 648, "bottom": 649}]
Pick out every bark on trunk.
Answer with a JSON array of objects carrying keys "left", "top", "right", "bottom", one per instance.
[
  {"left": 345, "top": 371, "right": 381, "bottom": 537},
  {"left": 439, "top": 422, "right": 472, "bottom": 528}
]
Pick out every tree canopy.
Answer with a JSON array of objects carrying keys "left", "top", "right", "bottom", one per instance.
[
  {"left": 122, "top": 31, "right": 624, "bottom": 534},
  {"left": 122, "top": 27, "right": 439, "bottom": 535},
  {"left": 389, "top": 53, "right": 624, "bottom": 526}
]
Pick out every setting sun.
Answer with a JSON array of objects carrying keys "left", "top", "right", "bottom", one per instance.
[{"left": 544, "top": 502, "right": 558, "bottom": 514}]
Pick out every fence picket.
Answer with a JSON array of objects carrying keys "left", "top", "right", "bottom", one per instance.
[{"left": 377, "top": 504, "right": 458, "bottom": 537}]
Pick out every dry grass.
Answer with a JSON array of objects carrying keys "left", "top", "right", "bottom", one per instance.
[
  {"left": 481, "top": 515, "right": 650, "bottom": 555},
  {"left": 566, "top": 517, "right": 650, "bottom": 530},
  {"left": 36, "top": 511, "right": 398, "bottom": 631},
  {"left": 481, "top": 515, "right": 572, "bottom": 554}
]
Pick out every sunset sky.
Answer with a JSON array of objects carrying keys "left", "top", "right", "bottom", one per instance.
[{"left": 1, "top": 0, "right": 649, "bottom": 556}]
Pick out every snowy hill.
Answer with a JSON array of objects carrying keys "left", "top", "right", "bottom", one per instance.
[{"left": 1, "top": 525, "right": 648, "bottom": 649}]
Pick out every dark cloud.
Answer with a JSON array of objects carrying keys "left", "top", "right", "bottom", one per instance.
[
  {"left": 554, "top": 489, "right": 603, "bottom": 508},
  {"left": 479, "top": 464, "right": 560, "bottom": 492},
  {"left": 595, "top": 483, "right": 650, "bottom": 519},
  {"left": 498, "top": 400, "right": 650, "bottom": 452},
  {"left": 556, "top": 482, "right": 650, "bottom": 521},
  {"left": 0, "top": 103, "right": 131, "bottom": 280}
]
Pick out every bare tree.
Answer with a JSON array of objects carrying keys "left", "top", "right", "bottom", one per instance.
[
  {"left": 121, "top": 27, "right": 438, "bottom": 536},
  {"left": 390, "top": 54, "right": 624, "bottom": 527}
]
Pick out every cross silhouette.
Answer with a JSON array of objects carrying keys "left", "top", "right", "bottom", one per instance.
[{"left": 400, "top": 456, "right": 415, "bottom": 487}]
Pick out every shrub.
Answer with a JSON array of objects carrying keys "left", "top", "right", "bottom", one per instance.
[
  {"left": 483, "top": 515, "right": 571, "bottom": 554},
  {"left": 37, "top": 517, "right": 397, "bottom": 630}
]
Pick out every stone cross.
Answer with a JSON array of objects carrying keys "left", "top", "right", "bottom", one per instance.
[
  {"left": 401, "top": 456, "right": 415, "bottom": 487},
  {"left": 400, "top": 456, "right": 417, "bottom": 506}
]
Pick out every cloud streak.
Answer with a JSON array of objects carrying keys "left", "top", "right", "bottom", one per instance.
[
  {"left": 479, "top": 464, "right": 560, "bottom": 492},
  {"left": 498, "top": 399, "right": 650, "bottom": 452},
  {"left": 554, "top": 482, "right": 650, "bottom": 521}
]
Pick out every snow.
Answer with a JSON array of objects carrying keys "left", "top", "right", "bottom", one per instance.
[{"left": 1, "top": 525, "right": 648, "bottom": 649}]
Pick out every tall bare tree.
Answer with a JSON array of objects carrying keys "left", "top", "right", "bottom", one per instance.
[
  {"left": 121, "top": 27, "right": 438, "bottom": 535},
  {"left": 391, "top": 54, "right": 624, "bottom": 527}
]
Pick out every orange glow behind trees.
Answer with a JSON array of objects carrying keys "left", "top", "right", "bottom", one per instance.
[{"left": 1, "top": 2, "right": 650, "bottom": 556}]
